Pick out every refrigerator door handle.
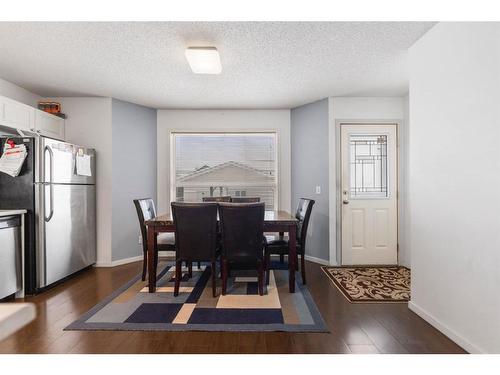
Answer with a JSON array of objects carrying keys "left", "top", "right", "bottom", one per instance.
[{"left": 44, "top": 146, "right": 54, "bottom": 222}]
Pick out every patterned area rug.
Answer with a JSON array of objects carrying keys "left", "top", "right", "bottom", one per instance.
[
  {"left": 66, "top": 262, "right": 327, "bottom": 332},
  {"left": 321, "top": 266, "right": 410, "bottom": 303}
]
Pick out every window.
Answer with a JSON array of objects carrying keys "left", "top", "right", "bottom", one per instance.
[
  {"left": 172, "top": 132, "right": 278, "bottom": 209},
  {"left": 349, "top": 134, "right": 388, "bottom": 198}
]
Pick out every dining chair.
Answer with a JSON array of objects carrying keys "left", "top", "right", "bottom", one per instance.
[
  {"left": 231, "top": 197, "right": 261, "bottom": 203},
  {"left": 219, "top": 202, "right": 267, "bottom": 296},
  {"left": 133, "top": 198, "right": 175, "bottom": 281},
  {"left": 265, "top": 198, "right": 315, "bottom": 284},
  {"left": 202, "top": 196, "right": 232, "bottom": 202},
  {"left": 171, "top": 202, "right": 219, "bottom": 297}
]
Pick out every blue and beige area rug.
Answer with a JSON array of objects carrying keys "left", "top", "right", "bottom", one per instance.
[{"left": 66, "top": 262, "right": 327, "bottom": 332}]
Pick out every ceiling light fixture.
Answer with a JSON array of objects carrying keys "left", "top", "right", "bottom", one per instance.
[{"left": 185, "top": 47, "right": 222, "bottom": 74}]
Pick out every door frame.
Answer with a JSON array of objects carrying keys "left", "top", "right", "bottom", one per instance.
[{"left": 334, "top": 120, "right": 401, "bottom": 266}]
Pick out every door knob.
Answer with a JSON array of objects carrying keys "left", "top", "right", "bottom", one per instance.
[{"left": 343, "top": 200, "right": 349, "bottom": 205}]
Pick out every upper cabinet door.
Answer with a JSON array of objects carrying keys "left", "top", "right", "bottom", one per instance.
[
  {"left": 0, "top": 95, "right": 65, "bottom": 140},
  {"left": 0, "top": 95, "right": 35, "bottom": 132},
  {"left": 34, "top": 110, "right": 65, "bottom": 140}
]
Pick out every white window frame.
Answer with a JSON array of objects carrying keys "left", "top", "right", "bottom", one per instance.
[
  {"left": 348, "top": 132, "right": 392, "bottom": 200},
  {"left": 169, "top": 131, "right": 280, "bottom": 208}
]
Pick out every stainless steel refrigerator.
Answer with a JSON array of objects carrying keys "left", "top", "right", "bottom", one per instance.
[{"left": 0, "top": 136, "right": 96, "bottom": 293}]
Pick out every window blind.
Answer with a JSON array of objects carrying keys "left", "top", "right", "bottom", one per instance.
[{"left": 172, "top": 132, "right": 278, "bottom": 209}]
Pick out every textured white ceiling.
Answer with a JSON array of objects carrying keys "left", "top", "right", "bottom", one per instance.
[{"left": 0, "top": 22, "right": 434, "bottom": 109}]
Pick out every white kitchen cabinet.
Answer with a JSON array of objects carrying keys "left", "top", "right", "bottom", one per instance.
[
  {"left": 34, "top": 110, "right": 65, "bottom": 140},
  {"left": 0, "top": 95, "right": 65, "bottom": 140},
  {"left": 0, "top": 95, "right": 35, "bottom": 132}
]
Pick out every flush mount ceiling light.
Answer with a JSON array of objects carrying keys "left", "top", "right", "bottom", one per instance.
[{"left": 185, "top": 47, "right": 222, "bottom": 74}]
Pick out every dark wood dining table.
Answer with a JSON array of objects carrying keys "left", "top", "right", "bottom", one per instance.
[{"left": 145, "top": 210, "right": 299, "bottom": 293}]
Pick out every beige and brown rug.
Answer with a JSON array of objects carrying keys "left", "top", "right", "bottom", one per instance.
[{"left": 321, "top": 266, "right": 410, "bottom": 303}]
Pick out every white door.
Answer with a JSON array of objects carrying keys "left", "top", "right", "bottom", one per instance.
[{"left": 341, "top": 124, "right": 398, "bottom": 265}]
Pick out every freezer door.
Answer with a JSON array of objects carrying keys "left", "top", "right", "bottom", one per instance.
[
  {"left": 36, "top": 184, "right": 96, "bottom": 288},
  {"left": 37, "top": 137, "right": 96, "bottom": 185}
]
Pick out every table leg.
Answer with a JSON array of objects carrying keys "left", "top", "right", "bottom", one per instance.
[
  {"left": 147, "top": 226, "right": 157, "bottom": 293},
  {"left": 288, "top": 224, "right": 297, "bottom": 293}
]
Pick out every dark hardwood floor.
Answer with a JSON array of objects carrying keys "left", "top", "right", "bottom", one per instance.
[{"left": 0, "top": 260, "right": 466, "bottom": 354}]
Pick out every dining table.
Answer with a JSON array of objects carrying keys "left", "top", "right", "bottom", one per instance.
[{"left": 145, "top": 210, "right": 299, "bottom": 293}]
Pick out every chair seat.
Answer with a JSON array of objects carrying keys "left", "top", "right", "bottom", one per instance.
[
  {"left": 264, "top": 234, "right": 286, "bottom": 245},
  {"left": 157, "top": 232, "right": 175, "bottom": 245},
  {"left": 264, "top": 235, "right": 302, "bottom": 254},
  {"left": 265, "top": 234, "right": 300, "bottom": 246}
]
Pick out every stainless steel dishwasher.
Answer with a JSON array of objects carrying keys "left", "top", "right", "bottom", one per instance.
[{"left": 0, "top": 215, "right": 22, "bottom": 299}]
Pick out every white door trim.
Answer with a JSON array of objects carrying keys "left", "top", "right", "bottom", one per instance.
[{"left": 335, "top": 120, "right": 401, "bottom": 266}]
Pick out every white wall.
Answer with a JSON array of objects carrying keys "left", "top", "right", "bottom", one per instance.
[
  {"left": 329, "top": 97, "right": 407, "bottom": 266},
  {"left": 0, "top": 77, "right": 40, "bottom": 107},
  {"left": 331, "top": 97, "right": 406, "bottom": 120},
  {"left": 157, "top": 110, "right": 291, "bottom": 214},
  {"left": 48, "top": 97, "right": 158, "bottom": 265},
  {"left": 401, "top": 95, "right": 410, "bottom": 267},
  {"left": 408, "top": 22, "right": 500, "bottom": 353},
  {"left": 46, "top": 97, "right": 113, "bottom": 266}
]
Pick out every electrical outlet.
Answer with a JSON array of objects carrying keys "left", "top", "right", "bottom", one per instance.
[
  {"left": 315, "top": 186, "right": 321, "bottom": 194},
  {"left": 138, "top": 235, "right": 142, "bottom": 245}
]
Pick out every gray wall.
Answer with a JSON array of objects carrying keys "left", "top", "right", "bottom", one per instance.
[
  {"left": 112, "top": 99, "right": 157, "bottom": 261},
  {"left": 290, "top": 99, "right": 330, "bottom": 262}
]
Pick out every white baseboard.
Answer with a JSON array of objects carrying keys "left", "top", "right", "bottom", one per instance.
[
  {"left": 304, "top": 255, "right": 331, "bottom": 266},
  {"left": 270, "top": 254, "right": 331, "bottom": 266},
  {"left": 94, "top": 251, "right": 176, "bottom": 268},
  {"left": 96, "top": 252, "right": 332, "bottom": 267},
  {"left": 95, "top": 255, "right": 143, "bottom": 268},
  {"left": 408, "top": 301, "right": 483, "bottom": 354}
]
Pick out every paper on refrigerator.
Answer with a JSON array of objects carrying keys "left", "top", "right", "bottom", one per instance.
[
  {"left": 0, "top": 143, "right": 28, "bottom": 177},
  {"left": 76, "top": 154, "right": 92, "bottom": 176}
]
